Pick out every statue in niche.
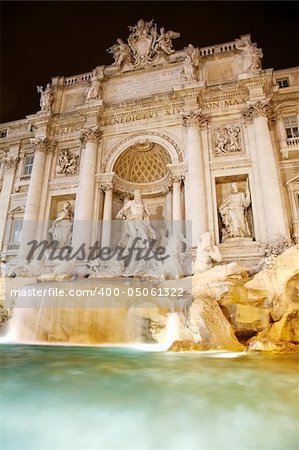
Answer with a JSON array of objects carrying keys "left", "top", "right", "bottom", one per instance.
[
  {"left": 107, "top": 39, "right": 132, "bottom": 68},
  {"left": 91, "top": 190, "right": 160, "bottom": 278},
  {"left": 37, "top": 83, "right": 53, "bottom": 112},
  {"left": 194, "top": 232, "right": 222, "bottom": 274},
  {"left": 116, "top": 189, "right": 156, "bottom": 250},
  {"left": 56, "top": 149, "right": 79, "bottom": 175},
  {"left": 236, "top": 38, "right": 263, "bottom": 73},
  {"left": 215, "top": 125, "right": 241, "bottom": 154},
  {"left": 49, "top": 202, "right": 73, "bottom": 248},
  {"left": 85, "top": 67, "right": 104, "bottom": 102},
  {"left": 219, "top": 182, "right": 251, "bottom": 242}
]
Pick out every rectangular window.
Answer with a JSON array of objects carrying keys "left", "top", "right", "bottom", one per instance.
[
  {"left": 276, "top": 78, "right": 290, "bottom": 88},
  {"left": 0, "top": 129, "right": 7, "bottom": 138},
  {"left": 10, "top": 219, "right": 23, "bottom": 243},
  {"left": 283, "top": 116, "right": 299, "bottom": 139},
  {"left": 24, "top": 154, "right": 34, "bottom": 175}
]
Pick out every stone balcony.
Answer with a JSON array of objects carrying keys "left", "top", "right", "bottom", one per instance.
[{"left": 280, "top": 137, "right": 299, "bottom": 159}]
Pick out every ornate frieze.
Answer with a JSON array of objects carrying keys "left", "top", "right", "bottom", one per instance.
[
  {"left": 214, "top": 124, "right": 242, "bottom": 154},
  {"left": 80, "top": 128, "right": 101, "bottom": 145},
  {"left": 100, "top": 105, "right": 183, "bottom": 127}
]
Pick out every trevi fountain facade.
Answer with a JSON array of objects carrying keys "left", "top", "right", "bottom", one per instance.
[
  {"left": 0, "top": 19, "right": 298, "bottom": 352},
  {"left": 1, "top": 18, "right": 299, "bottom": 450}
]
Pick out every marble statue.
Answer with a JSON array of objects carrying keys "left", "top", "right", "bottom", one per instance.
[
  {"left": 37, "top": 83, "right": 53, "bottom": 112},
  {"left": 194, "top": 232, "right": 222, "bottom": 274},
  {"left": 182, "top": 54, "right": 196, "bottom": 81},
  {"left": 163, "top": 232, "right": 188, "bottom": 279},
  {"left": 91, "top": 190, "right": 160, "bottom": 278},
  {"left": 116, "top": 189, "right": 156, "bottom": 250},
  {"left": 107, "top": 39, "right": 132, "bottom": 68},
  {"left": 56, "top": 149, "right": 79, "bottom": 175},
  {"left": 154, "top": 27, "right": 180, "bottom": 57},
  {"left": 48, "top": 202, "right": 73, "bottom": 248},
  {"left": 215, "top": 125, "right": 241, "bottom": 154},
  {"left": 236, "top": 38, "right": 263, "bottom": 73},
  {"left": 219, "top": 182, "right": 251, "bottom": 241},
  {"left": 85, "top": 68, "right": 104, "bottom": 102}
]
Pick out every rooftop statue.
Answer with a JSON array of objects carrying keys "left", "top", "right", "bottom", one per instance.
[
  {"left": 107, "top": 19, "right": 180, "bottom": 68},
  {"left": 85, "top": 67, "right": 104, "bottom": 102},
  {"left": 37, "top": 83, "right": 53, "bottom": 112},
  {"left": 236, "top": 37, "right": 263, "bottom": 73}
]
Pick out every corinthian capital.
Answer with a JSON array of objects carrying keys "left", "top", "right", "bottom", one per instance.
[
  {"left": 182, "top": 109, "right": 210, "bottom": 128},
  {"left": 30, "top": 137, "right": 56, "bottom": 154},
  {"left": 80, "top": 127, "right": 101, "bottom": 145},
  {"left": 100, "top": 182, "right": 113, "bottom": 192},
  {"left": 242, "top": 99, "right": 270, "bottom": 123},
  {"left": 2, "top": 155, "right": 20, "bottom": 168}
]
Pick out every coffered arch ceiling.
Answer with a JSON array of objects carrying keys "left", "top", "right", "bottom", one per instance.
[{"left": 113, "top": 142, "right": 171, "bottom": 183}]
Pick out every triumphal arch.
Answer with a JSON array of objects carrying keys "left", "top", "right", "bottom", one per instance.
[{"left": 0, "top": 19, "right": 298, "bottom": 268}]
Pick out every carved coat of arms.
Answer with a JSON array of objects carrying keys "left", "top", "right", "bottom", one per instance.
[{"left": 107, "top": 19, "right": 180, "bottom": 69}]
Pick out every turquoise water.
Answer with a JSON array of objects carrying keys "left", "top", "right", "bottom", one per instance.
[{"left": 0, "top": 345, "right": 298, "bottom": 450}]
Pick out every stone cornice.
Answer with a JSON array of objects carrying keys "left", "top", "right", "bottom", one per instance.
[{"left": 210, "top": 158, "right": 251, "bottom": 171}]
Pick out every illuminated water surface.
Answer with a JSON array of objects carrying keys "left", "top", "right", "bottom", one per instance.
[{"left": 0, "top": 345, "right": 297, "bottom": 450}]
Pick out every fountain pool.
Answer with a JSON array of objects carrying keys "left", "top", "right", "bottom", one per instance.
[{"left": 0, "top": 344, "right": 297, "bottom": 450}]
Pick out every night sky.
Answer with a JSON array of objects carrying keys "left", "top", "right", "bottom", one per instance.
[{"left": 1, "top": 1, "right": 299, "bottom": 123}]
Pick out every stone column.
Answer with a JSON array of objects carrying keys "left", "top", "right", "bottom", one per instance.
[
  {"left": 171, "top": 174, "right": 183, "bottom": 236},
  {"left": 72, "top": 128, "right": 101, "bottom": 253},
  {"left": 18, "top": 138, "right": 55, "bottom": 259},
  {"left": 165, "top": 188, "right": 173, "bottom": 234},
  {"left": 183, "top": 111, "right": 209, "bottom": 246},
  {"left": 244, "top": 100, "right": 288, "bottom": 240},
  {"left": 244, "top": 118, "right": 268, "bottom": 242},
  {"left": 101, "top": 184, "right": 113, "bottom": 248},
  {"left": 0, "top": 154, "right": 19, "bottom": 250}
]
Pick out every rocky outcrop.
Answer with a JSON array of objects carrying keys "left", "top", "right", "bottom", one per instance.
[
  {"left": 0, "top": 277, "right": 12, "bottom": 325},
  {"left": 187, "top": 293, "right": 245, "bottom": 350}
]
